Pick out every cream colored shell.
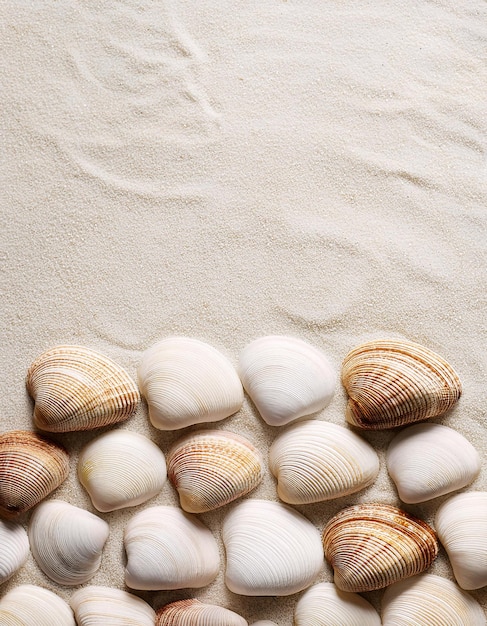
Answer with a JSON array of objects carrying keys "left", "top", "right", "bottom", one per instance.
[
  {"left": 70, "top": 586, "right": 156, "bottom": 626},
  {"left": 251, "top": 622, "right": 278, "bottom": 626},
  {"left": 156, "top": 599, "right": 248, "bottom": 626},
  {"left": 0, "top": 519, "right": 30, "bottom": 585},
  {"left": 0, "top": 584, "right": 75, "bottom": 625}
]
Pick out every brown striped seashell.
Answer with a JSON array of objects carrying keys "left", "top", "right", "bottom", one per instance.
[
  {"left": 0, "top": 430, "right": 69, "bottom": 519},
  {"left": 156, "top": 599, "right": 248, "bottom": 626},
  {"left": 341, "top": 339, "right": 462, "bottom": 429},
  {"left": 322, "top": 503, "right": 438, "bottom": 592},
  {"left": 26, "top": 345, "right": 140, "bottom": 432}
]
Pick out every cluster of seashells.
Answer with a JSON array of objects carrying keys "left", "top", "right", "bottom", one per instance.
[{"left": 0, "top": 335, "right": 485, "bottom": 624}]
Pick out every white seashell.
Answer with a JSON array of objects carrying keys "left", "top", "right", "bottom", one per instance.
[
  {"left": 251, "top": 622, "right": 279, "bottom": 626},
  {"left": 78, "top": 429, "right": 167, "bottom": 512},
  {"left": 435, "top": 491, "right": 487, "bottom": 589},
  {"left": 295, "top": 582, "right": 381, "bottom": 626},
  {"left": 70, "top": 585, "right": 156, "bottom": 626},
  {"left": 138, "top": 337, "right": 244, "bottom": 430},
  {"left": 222, "top": 499, "right": 323, "bottom": 596},
  {"left": 124, "top": 505, "right": 220, "bottom": 590},
  {"left": 238, "top": 336, "right": 335, "bottom": 426},
  {"left": 269, "top": 420, "right": 379, "bottom": 504},
  {"left": 0, "top": 584, "right": 75, "bottom": 625},
  {"left": 386, "top": 423, "right": 480, "bottom": 503},
  {"left": 156, "top": 599, "right": 248, "bottom": 625},
  {"left": 0, "top": 519, "right": 29, "bottom": 585},
  {"left": 28, "top": 500, "right": 109, "bottom": 586}
]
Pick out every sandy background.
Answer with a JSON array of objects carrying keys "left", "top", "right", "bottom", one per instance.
[{"left": 1, "top": 0, "right": 487, "bottom": 623}]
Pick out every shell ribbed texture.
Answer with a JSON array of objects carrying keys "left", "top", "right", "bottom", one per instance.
[
  {"left": 0, "top": 519, "right": 30, "bottom": 584},
  {"left": 0, "top": 584, "right": 75, "bottom": 625},
  {"left": 70, "top": 585, "right": 156, "bottom": 625},
  {"left": 156, "top": 599, "right": 248, "bottom": 626}
]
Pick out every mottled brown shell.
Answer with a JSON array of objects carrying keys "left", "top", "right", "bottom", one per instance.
[{"left": 156, "top": 599, "right": 247, "bottom": 626}]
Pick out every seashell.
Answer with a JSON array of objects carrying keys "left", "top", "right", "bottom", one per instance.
[
  {"left": 322, "top": 503, "right": 438, "bottom": 592},
  {"left": 26, "top": 345, "right": 140, "bottom": 432},
  {"left": 269, "top": 420, "right": 379, "bottom": 504},
  {"left": 382, "top": 573, "right": 486, "bottom": 625},
  {"left": 156, "top": 599, "right": 248, "bottom": 626},
  {"left": 78, "top": 429, "right": 167, "bottom": 512},
  {"left": 167, "top": 429, "right": 263, "bottom": 513},
  {"left": 0, "top": 584, "right": 75, "bottom": 625},
  {"left": 124, "top": 505, "right": 220, "bottom": 590},
  {"left": 294, "top": 582, "right": 381, "bottom": 626},
  {"left": 0, "top": 519, "right": 30, "bottom": 585},
  {"left": 251, "top": 622, "right": 278, "bottom": 626},
  {"left": 341, "top": 339, "right": 462, "bottom": 429},
  {"left": 386, "top": 423, "right": 480, "bottom": 503},
  {"left": 138, "top": 337, "right": 244, "bottom": 430},
  {"left": 0, "top": 430, "right": 69, "bottom": 519},
  {"left": 28, "top": 499, "right": 109, "bottom": 586},
  {"left": 238, "top": 335, "right": 336, "bottom": 426},
  {"left": 222, "top": 499, "right": 323, "bottom": 596},
  {"left": 70, "top": 585, "right": 156, "bottom": 626},
  {"left": 435, "top": 491, "right": 487, "bottom": 589}
]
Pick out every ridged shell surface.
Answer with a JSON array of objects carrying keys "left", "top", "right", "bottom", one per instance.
[
  {"left": 269, "top": 420, "right": 379, "bottom": 504},
  {"left": 0, "top": 519, "right": 30, "bottom": 584},
  {"left": 124, "top": 505, "right": 220, "bottom": 590},
  {"left": 386, "top": 423, "right": 480, "bottom": 503},
  {"left": 138, "top": 337, "right": 244, "bottom": 430},
  {"left": 78, "top": 429, "right": 167, "bottom": 512},
  {"left": 238, "top": 336, "right": 336, "bottom": 426},
  {"left": 0, "top": 430, "right": 69, "bottom": 519},
  {"left": 222, "top": 499, "right": 323, "bottom": 596},
  {"left": 0, "top": 584, "right": 75, "bottom": 625},
  {"left": 322, "top": 503, "right": 438, "bottom": 592},
  {"left": 167, "top": 430, "right": 263, "bottom": 513},
  {"left": 341, "top": 339, "right": 462, "bottom": 429},
  {"left": 26, "top": 345, "right": 140, "bottom": 432},
  {"left": 70, "top": 586, "right": 156, "bottom": 626},
  {"left": 156, "top": 599, "right": 248, "bottom": 626}
]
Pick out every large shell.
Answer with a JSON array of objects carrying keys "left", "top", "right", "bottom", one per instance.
[
  {"left": 0, "top": 430, "right": 69, "bottom": 519},
  {"left": 0, "top": 519, "right": 30, "bottom": 585},
  {"left": 341, "top": 339, "right": 462, "bottom": 429},
  {"left": 386, "top": 423, "right": 480, "bottom": 503},
  {"left": 78, "top": 429, "right": 167, "bottom": 512},
  {"left": 269, "top": 420, "right": 379, "bottom": 504},
  {"left": 70, "top": 586, "right": 156, "bottom": 626},
  {"left": 0, "top": 584, "right": 75, "bottom": 625},
  {"left": 124, "top": 505, "right": 220, "bottom": 590},
  {"left": 26, "top": 345, "right": 140, "bottom": 432},
  {"left": 156, "top": 599, "right": 248, "bottom": 626},
  {"left": 138, "top": 337, "right": 243, "bottom": 430},
  {"left": 222, "top": 499, "right": 323, "bottom": 596},
  {"left": 238, "top": 336, "right": 336, "bottom": 426},
  {"left": 322, "top": 503, "right": 438, "bottom": 592},
  {"left": 167, "top": 430, "right": 263, "bottom": 513}
]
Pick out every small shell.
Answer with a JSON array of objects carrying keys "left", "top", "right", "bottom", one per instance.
[
  {"left": 156, "top": 599, "right": 248, "bottom": 626},
  {"left": 26, "top": 345, "right": 140, "bottom": 432},
  {"left": 269, "top": 420, "right": 379, "bottom": 504},
  {"left": 222, "top": 499, "right": 323, "bottom": 596},
  {"left": 322, "top": 503, "right": 438, "bottom": 592},
  {"left": 124, "top": 505, "right": 220, "bottom": 590},
  {"left": 167, "top": 430, "right": 263, "bottom": 513},
  {"left": 78, "top": 429, "right": 167, "bottom": 512},
  {"left": 238, "top": 336, "right": 336, "bottom": 426},
  {"left": 435, "top": 491, "right": 487, "bottom": 589},
  {"left": 386, "top": 423, "right": 480, "bottom": 503},
  {"left": 342, "top": 339, "right": 462, "bottom": 429},
  {"left": 0, "top": 584, "right": 75, "bottom": 625},
  {"left": 138, "top": 337, "right": 244, "bottom": 430},
  {"left": 0, "top": 430, "right": 69, "bottom": 519},
  {"left": 70, "top": 586, "right": 156, "bottom": 626},
  {"left": 0, "top": 519, "right": 30, "bottom": 585}
]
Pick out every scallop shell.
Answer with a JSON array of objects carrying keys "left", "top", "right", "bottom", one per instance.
[
  {"left": 70, "top": 586, "right": 156, "bottom": 626},
  {"left": 0, "top": 519, "right": 30, "bottom": 585},
  {"left": 322, "top": 503, "right": 438, "bottom": 592},
  {"left": 341, "top": 339, "right": 462, "bottom": 429},
  {"left": 156, "top": 599, "right": 248, "bottom": 626},
  {"left": 386, "top": 423, "right": 480, "bottom": 503},
  {"left": 435, "top": 491, "right": 487, "bottom": 590},
  {"left": 269, "top": 420, "right": 379, "bottom": 504},
  {"left": 138, "top": 337, "right": 244, "bottom": 430},
  {"left": 0, "top": 430, "right": 69, "bottom": 519},
  {"left": 238, "top": 336, "right": 336, "bottom": 426},
  {"left": 167, "top": 430, "right": 263, "bottom": 513},
  {"left": 124, "top": 505, "right": 220, "bottom": 590},
  {"left": 78, "top": 429, "right": 167, "bottom": 512},
  {"left": 0, "top": 584, "right": 75, "bottom": 625},
  {"left": 222, "top": 499, "right": 323, "bottom": 596},
  {"left": 26, "top": 345, "right": 140, "bottom": 432}
]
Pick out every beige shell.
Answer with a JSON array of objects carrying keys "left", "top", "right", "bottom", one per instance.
[
  {"left": 0, "top": 430, "right": 69, "bottom": 519},
  {"left": 0, "top": 519, "right": 30, "bottom": 585},
  {"left": 251, "top": 622, "right": 278, "bottom": 626},
  {"left": 341, "top": 339, "right": 462, "bottom": 429},
  {"left": 167, "top": 430, "right": 263, "bottom": 513},
  {"left": 70, "top": 586, "right": 156, "bottom": 626},
  {"left": 322, "top": 503, "right": 438, "bottom": 592},
  {"left": 156, "top": 599, "right": 248, "bottom": 626},
  {"left": 0, "top": 584, "right": 75, "bottom": 625},
  {"left": 26, "top": 345, "right": 140, "bottom": 432}
]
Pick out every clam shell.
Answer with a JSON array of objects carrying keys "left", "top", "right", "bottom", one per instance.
[
  {"left": 322, "top": 503, "right": 438, "bottom": 592},
  {"left": 269, "top": 420, "right": 379, "bottom": 504},
  {"left": 0, "top": 519, "right": 30, "bottom": 585},
  {"left": 0, "top": 430, "right": 69, "bottom": 519},
  {"left": 167, "top": 430, "right": 263, "bottom": 513},
  {"left": 26, "top": 345, "right": 140, "bottom": 432},
  {"left": 386, "top": 423, "right": 480, "bottom": 503},
  {"left": 341, "top": 339, "right": 462, "bottom": 429},
  {"left": 124, "top": 505, "right": 220, "bottom": 590},
  {"left": 222, "top": 499, "right": 323, "bottom": 596},
  {"left": 78, "top": 429, "right": 167, "bottom": 512},
  {"left": 138, "top": 337, "right": 244, "bottom": 430},
  {"left": 156, "top": 599, "right": 248, "bottom": 626},
  {"left": 238, "top": 336, "right": 336, "bottom": 426},
  {"left": 0, "top": 584, "right": 75, "bottom": 625},
  {"left": 70, "top": 586, "right": 156, "bottom": 626}
]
